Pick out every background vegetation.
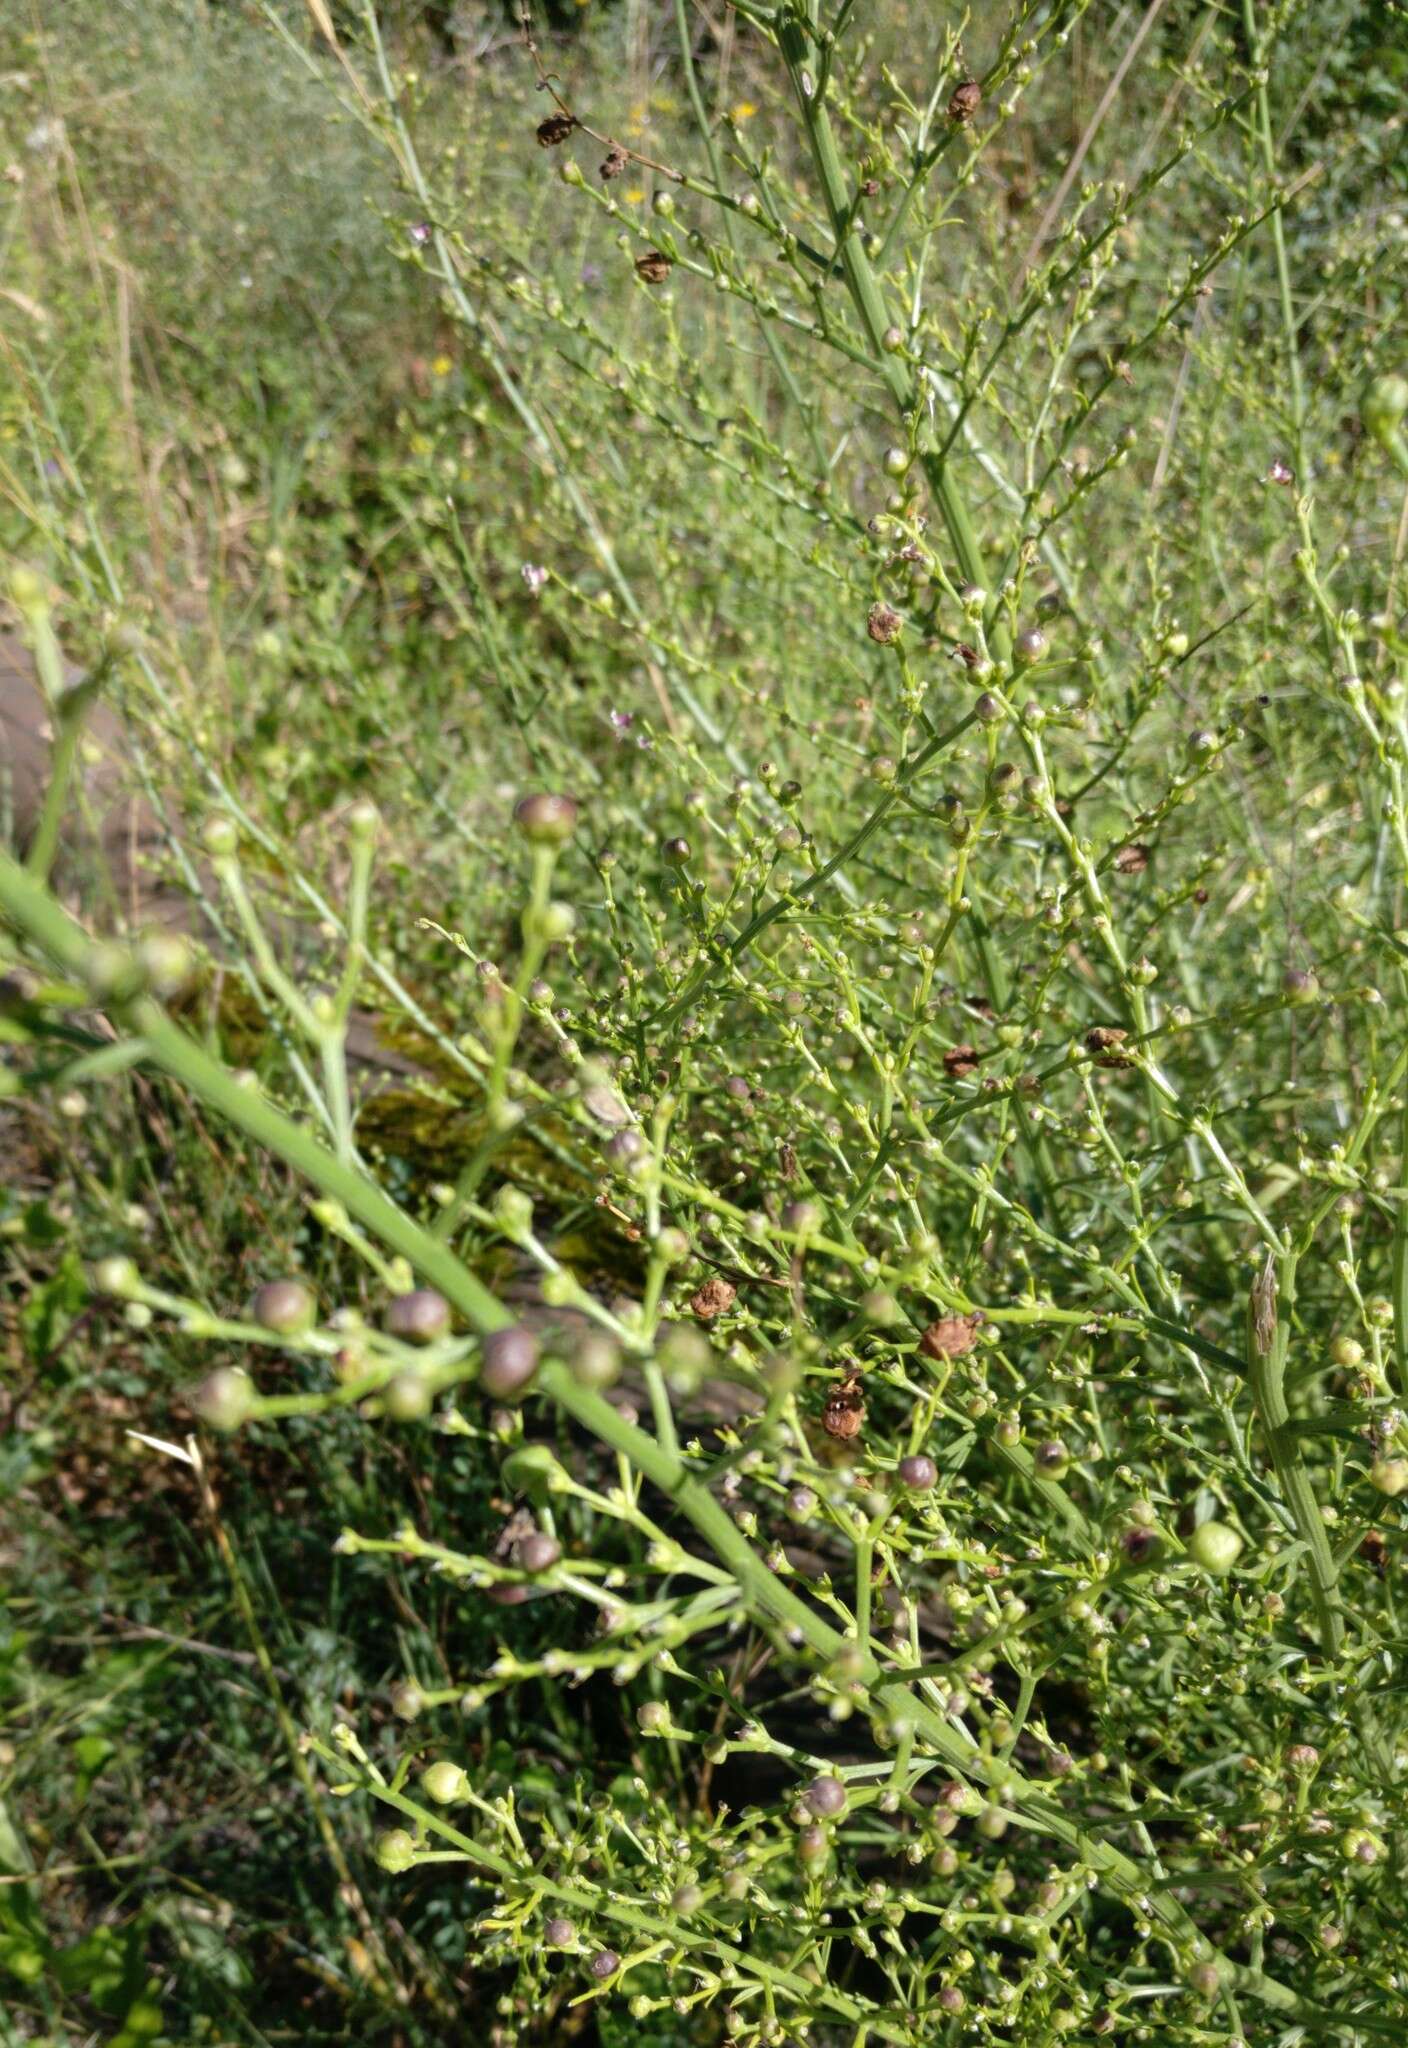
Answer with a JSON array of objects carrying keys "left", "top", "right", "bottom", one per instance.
[{"left": 3, "top": 0, "right": 1408, "bottom": 2043}]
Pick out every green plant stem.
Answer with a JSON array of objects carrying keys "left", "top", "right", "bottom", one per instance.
[
  {"left": 674, "top": 0, "right": 829, "bottom": 479},
  {"left": 1245, "top": 1255, "right": 1342, "bottom": 1656},
  {"left": 776, "top": 10, "right": 1002, "bottom": 649},
  {"left": 1393, "top": 1093, "right": 1408, "bottom": 1399},
  {"left": 1244, "top": 1257, "right": 1392, "bottom": 1780},
  {"left": 1240, "top": 0, "right": 1305, "bottom": 465}
]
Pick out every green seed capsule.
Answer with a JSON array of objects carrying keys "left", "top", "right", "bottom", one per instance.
[
  {"left": 94, "top": 1255, "right": 140, "bottom": 1298},
  {"left": 390, "top": 1679, "right": 425, "bottom": 1721},
  {"left": 1362, "top": 372, "right": 1408, "bottom": 448},
  {"left": 375, "top": 1828, "right": 418, "bottom": 1873},
  {"left": 1369, "top": 1456, "right": 1408, "bottom": 1497},
  {"left": 191, "top": 1367, "right": 255, "bottom": 1432},
  {"left": 1188, "top": 1520, "right": 1242, "bottom": 1575},
  {"left": 421, "top": 1761, "right": 467, "bottom": 1804}
]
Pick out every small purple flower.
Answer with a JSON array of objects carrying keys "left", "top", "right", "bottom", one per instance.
[
  {"left": 580, "top": 262, "right": 603, "bottom": 287},
  {"left": 409, "top": 221, "right": 432, "bottom": 247},
  {"left": 521, "top": 563, "right": 549, "bottom": 595},
  {"left": 608, "top": 707, "right": 634, "bottom": 738}
]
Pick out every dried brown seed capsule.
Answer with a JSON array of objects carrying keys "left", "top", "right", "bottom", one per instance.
[
  {"left": 1084, "top": 1025, "right": 1132, "bottom": 1068},
  {"left": 635, "top": 250, "right": 672, "bottom": 284},
  {"left": 513, "top": 791, "right": 578, "bottom": 844},
  {"left": 943, "top": 1044, "right": 983, "bottom": 1078},
  {"left": 823, "top": 1370, "right": 866, "bottom": 1441},
  {"left": 480, "top": 1325, "right": 541, "bottom": 1399},
  {"left": 918, "top": 1313, "right": 984, "bottom": 1361},
  {"left": 536, "top": 113, "right": 576, "bottom": 147},
  {"left": 805, "top": 1775, "right": 847, "bottom": 1817},
  {"left": 898, "top": 1453, "right": 938, "bottom": 1490},
  {"left": 867, "top": 601, "right": 903, "bottom": 645},
  {"left": 599, "top": 141, "right": 628, "bottom": 180},
  {"left": 1361, "top": 1528, "right": 1388, "bottom": 1573},
  {"left": 1114, "top": 842, "right": 1150, "bottom": 875},
  {"left": 518, "top": 1531, "right": 561, "bottom": 1573},
  {"left": 385, "top": 1288, "right": 451, "bottom": 1345},
  {"left": 690, "top": 1275, "right": 737, "bottom": 1321},
  {"left": 948, "top": 79, "right": 982, "bottom": 123}
]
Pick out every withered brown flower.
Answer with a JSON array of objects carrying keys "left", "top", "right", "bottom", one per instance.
[
  {"left": 690, "top": 1275, "right": 737, "bottom": 1321},
  {"left": 919, "top": 1313, "right": 984, "bottom": 1361},
  {"left": 823, "top": 1369, "right": 866, "bottom": 1441},
  {"left": 1084, "top": 1025, "right": 1133, "bottom": 1068}
]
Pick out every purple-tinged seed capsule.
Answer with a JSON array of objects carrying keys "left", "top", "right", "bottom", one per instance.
[
  {"left": 480, "top": 1325, "right": 541, "bottom": 1399},
  {"left": 545, "top": 1915, "right": 576, "bottom": 1946},
  {"left": 251, "top": 1278, "right": 316, "bottom": 1336},
  {"left": 898, "top": 1454, "right": 938, "bottom": 1491},
  {"left": 590, "top": 1949, "right": 620, "bottom": 1980},
  {"left": 513, "top": 792, "right": 578, "bottom": 844},
  {"left": 805, "top": 1775, "right": 848, "bottom": 1817},
  {"left": 796, "top": 1824, "right": 830, "bottom": 1865},
  {"left": 385, "top": 1288, "right": 451, "bottom": 1345},
  {"left": 1013, "top": 626, "right": 1048, "bottom": 668},
  {"left": 519, "top": 1531, "right": 562, "bottom": 1573}
]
